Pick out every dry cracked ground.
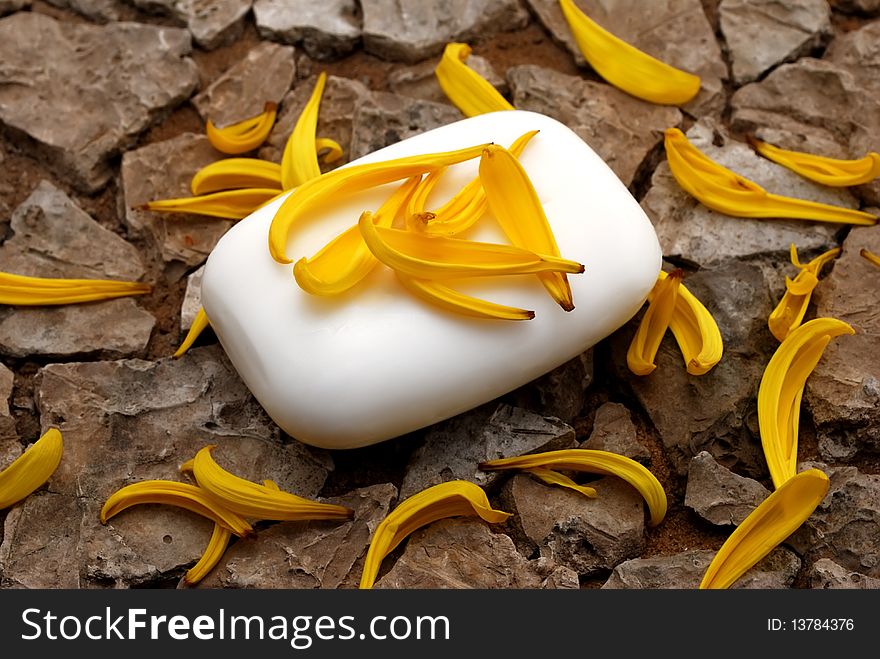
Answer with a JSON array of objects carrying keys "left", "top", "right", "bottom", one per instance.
[{"left": 1, "top": 0, "right": 879, "bottom": 590}]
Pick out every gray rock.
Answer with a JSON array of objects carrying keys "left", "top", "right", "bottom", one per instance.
[
  {"left": 192, "top": 41, "right": 296, "bottom": 129},
  {"left": 0, "top": 13, "right": 198, "bottom": 193},
  {"left": 254, "top": 0, "right": 361, "bottom": 59},
  {"left": 0, "top": 364, "right": 17, "bottom": 462},
  {"left": 806, "top": 227, "right": 880, "bottom": 461},
  {"left": 719, "top": 0, "right": 831, "bottom": 84},
  {"left": 809, "top": 558, "right": 880, "bottom": 589},
  {"left": 0, "top": 0, "right": 27, "bottom": 14},
  {"left": 830, "top": 0, "right": 880, "bottom": 14},
  {"left": 0, "top": 346, "right": 332, "bottom": 588},
  {"left": 603, "top": 547, "right": 800, "bottom": 588},
  {"left": 44, "top": 0, "right": 126, "bottom": 21},
  {"left": 643, "top": 120, "right": 846, "bottom": 266},
  {"left": 400, "top": 403, "right": 577, "bottom": 499},
  {"left": 181, "top": 266, "right": 204, "bottom": 331},
  {"left": 515, "top": 351, "right": 593, "bottom": 424},
  {"left": 200, "top": 484, "right": 396, "bottom": 588},
  {"left": 361, "top": 0, "right": 529, "bottom": 63},
  {"left": 580, "top": 402, "right": 650, "bottom": 463},
  {"left": 129, "top": 0, "right": 251, "bottom": 49},
  {"left": 508, "top": 65, "right": 681, "bottom": 188},
  {"left": 503, "top": 473, "right": 646, "bottom": 576},
  {"left": 374, "top": 518, "right": 570, "bottom": 589},
  {"left": 349, "top": 92, "right": 462, "bottom": 160},
  {"left": 524, "top": 0, "right": 726, "bottom": 116},
  {"left": 685, "top": 451, "right": 770, "bottom": 526},
  {"left": 388, "top": 54, "right": 508, "bottom": 103},
  {"left": 121, "top": 133, "right": 233, "bottom": 277}
]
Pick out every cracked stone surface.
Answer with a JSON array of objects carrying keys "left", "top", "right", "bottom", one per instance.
[
  {"left": 0, "top": 363, "right": 17, "bottom": 462},
  {"left": 389, "top": 54, "right": 507, "bottom": 103},
  {"left": 129, "top": 0, "right": 251, "bottom": 49},
  {"left": 513, "top": 351, "right": 593, "bottom": 424},
  {"left": 0, "top": 12, "right": 198, "bottom": 192},
  {"left": 809, "top": 558, "right": 880, "bottom": 589},
  {"left": 685, "top": 451, "right": 770, "bottom": 526},
  {"left": 44, "top": 0, "right": 126, "bottom": 21},
  {"left": 254, "top": 0, "right": 361, "bottom": 59},
  {"left": 180, "top": 266, "right": 204, "bottom": 331},
  {"left": 580, "top": 402, "right": 650, "bottom": 463}
]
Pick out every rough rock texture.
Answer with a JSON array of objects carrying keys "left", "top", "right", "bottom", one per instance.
[
  {"left": 389, "top": 54, "right": 508, "bottom": 103},
  {"left": 685, "top": 451, "right": 770, "bottom": 526},
  {"left": 254, "top": 0, "right": 361, "bottom": 59},
  {"left": 616, "top": 261, "right": 775, "bottom": 478},
  {"left": 374, "top": 519, "right": 572, "bottom": 589},
  {"left": 200, "top": 484, "right": 396, "bottom": 588},
  {"left": 603, "top": 548, "right": 801, "bottom": 588},
  {"left": 830, "top": 0, "right": 880, "bottom": 14},
  {"left": 508, "top": 65, "right": 681, "bottom": 187},
  {"left": 719, "top": 0, "right": 832, "bottom": 84},
  {"left": 0, "top": 0, "right": 28, "bottom": 15},
  {"left": 809, "top": 558, "right": 880, "bottom": 589},
  {"left": 791, "top": 464, "right": 880, "bottom": 578},
  {"left": 192, "top": 41, "right": 296, "bottom": 128},
  {"left": 514, "top": 351, "right": 593, "bottom": 424},
  {"left": 0, "top": 347, "right": 332, "bottom": 588},
  {"left": 129, "top": 0, "right": 251, "bottom": 49},
  {"left": 45, "top": 0, "right": 125, "bottom": 21},
  {"left": 0, "top": 364, "right": 17, "bottom": 463},
  {"left": 181, "top": 266, "right": 204, "bottom": 331},
  {"left": 524, "top": 0, "right": 727, "bottom": 115},
  {"left": 643, "top": 120, "right": 846, "bottom": 266},
  {"left": 349, "top": 91, "right": 462, "bottom": 160},
  {"left": 400, "top": 403, "right": 576, "bottom": 499},
  {"left": 503, "top": 473, "right": 646, "bottom": 576},
  {"left": 361, "top": 0, "right": 529, "bottom": 63},
  {"left": 580, "top": 402, "right": 650, "bottom": 463},
  {"left": 0, "top": 13, "right": 198, "bottom": 192},
  {"left": 121, "top": 133, "right": 232, "bottom": 276}
]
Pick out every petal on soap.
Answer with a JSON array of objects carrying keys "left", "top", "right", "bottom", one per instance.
[
  {"left": 700, "top": 469, "right": 829, "bottom": 589},
  {"left": 184, "top": 523, "right": 232, "bottom": 586},
  {"left": 664, "top": 128, "right": 878, "bottom": 226},
  {"left": 627, "top": 270, "right": 682, "bottom": 376},
  {"left": 100, "top": 479, "right": 254, "bottom": 538},
  {"left": 206, "top": 101, "right": 278, "bottom": 155},
  {"left": 558, "top": 0, "right": 700, "bottom": 106},
  {"left": 395, "top": 273, "right": 535, "bottom": 320},
  {"left": 435, "top": 42, "right": 514, "bottom": 117},
  {"left": 0, "top": 428, "right": 63, "bottom": 510},
  {"left": 359, "top": 480, "right": 512, "bottom": 589},
  {"left": 768, "top": 245, "right": 840, "bottom": 342},
  {"left": 174, "top": 307, "right": 211, "bottom": 358},
  {"left": 861, "top": 248, "right": 880, "bottom": 269},
  {"left": 0, "top": 271, "right": 152, "bottom": 306},
  {"left": 282, "top": 72, "right": 327, "bottom": 189},
  {"left": 192, "top": 446, "right": 353, "bottom": 522},
  {"left": 749, "top": 137, "right": 880, "bottom": 187},
  {"left": 479, "top": 143, "right": 575, "bottom": 310},
  {"left": 191, "top": 158, "right": 283, "bottom": 196},
  {"left": 480, "top": 449, "right": 667, "bottom": 527},
  {"left": 758, "top": 318, "right": 854, "bottom": 490},
  {"left": 269, "top": 142, "right": 490, "bottom": 264},
  {"left": 525, "top": 467, "right": 597, "bottom": 499},
  {"left": 358, "top": 210, "right": 585, "bottom": 280},
  {"left": 141, "top": 188, "right": 281, "bottom": 220}
]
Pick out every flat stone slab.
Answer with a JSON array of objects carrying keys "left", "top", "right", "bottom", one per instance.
[
  {"left": 580, "top": 401, "right": 649, "bottom": 463},
  {"left": 254, "top": 0, "right": 362, "bottom": 59},
  {"left": 129, "top": 0, "right": 251, "bottom": 49},
  {"left": 685, "top": 451, "right": 770, "bottom": 526}
]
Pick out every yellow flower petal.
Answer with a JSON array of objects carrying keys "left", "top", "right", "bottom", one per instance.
[
  {"left": 395, "top": 273, "right": 535, "bottom": 321},
  {"left": 141, "top": 188, "right": 281, "bottom": 220},
  {"left": 282, "top": 72, "right": 327, "bottom": 189},
  {"left": 173, "top": 307, "right": 211, "bottom": 358},
  {"left": 525, "top": 467, "right": 597, "bottom": 498},
  {"left": 192, "top": 445, "right": 353, "bottom": 522},
  {"left": 435, "top": 42, "right": 514, "bottom": 117},
  {"left": 700, "top": 468, "right": 829, "bottom": 589},
  {"left": 191, "top": 158, "right": 282, "bottom": 196},
  {"left": 860, "top": 248, "right": 880, "bottom": 269},
  {"left": 559, "top": 0, "right": 700, "bottom": 106},
  {"left": 665, "top": 128, "right": 878, "bottom": 225},
  {"left": 359, "top": 480, "right": 511, "bottom": 589},
  {"left": 184, "top": 523, "right": 232, "bottom": 586},
  {"left": 750, "top": 137, "right": 880, "bottom": 187},
  {"left": 315, "top": 137, "right": 344, "bottom": 164},
  {"left": 758, "top": 318, "right": 853, "bottom": 489},
  {"left": 0, "top": 428, "right": 63, "bottom": 510},
  {"left": 480, "top": 449, "right": 667, "bottom": 527},
  {"left": 768, "top": 245, "right": 840, "bottom": 342},
  {"left": 479, "top": 142, "right": 575, "bottom": 310},
  {"left": 206, "top": 101, "right": 277, "bottom": 155},
  {"left": 628, "top": 269, "right": 682, "bottom": 376},
  {"left": 0, "top": 271, "right": 151, "bottom": 306}
]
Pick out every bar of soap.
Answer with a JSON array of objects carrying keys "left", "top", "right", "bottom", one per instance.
[{"left": 202, "top": 110, "right": 661, "bottom": 449}]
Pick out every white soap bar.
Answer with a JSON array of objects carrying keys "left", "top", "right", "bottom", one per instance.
[{"left": 202, "top": 110, "right": 661, "bottom": 449}]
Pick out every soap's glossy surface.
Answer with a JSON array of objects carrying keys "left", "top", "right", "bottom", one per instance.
[{"left": 202, "top": 110, "right": 661, "bottom": 449}]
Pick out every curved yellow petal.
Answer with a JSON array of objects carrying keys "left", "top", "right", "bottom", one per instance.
[
  {"left": 282, "top": 73, "right": 327, "bottom": 189},
  {"left": 395, "top": 273, "right": 535, "bottom": 321},
  {"left": 750, "top": 138, "right": 880, "bottom": 187},
  {"left": 0, "top": 271, "right": 151, "bottom": 306},
  {"left": 191, "top": 158, "right": 282, "bottom": 196},
  {"left": 174, "top": 307, "right": 211, "bottom": 358},
  {"left": 860, "top": 248, "right": 880, "bottom": 269},
  {"left": 206, "top": 102, "right": 277, "bottom": 155},
  {"left": 184, "top": 523, "right": 232, "bottom": 586},
  {"left": 435, "top": 42, "right": 514, "bottom": 117},
  {"left": 525, "top": 467, "right": 597, "bottom": 499},
  {"left": 0, "top": 428, "right": 63, "bottom": 510},
  {"left": 141, "top": 188, "right": 281, "bottom": 220},
  {"left": 628, "top": 270, "right": 681, "bottom": 376},
  {"left": 768, "top": 245, "right": 840, "bottom": 342},
  {"left": 315, "top": 137, "right": 344, "bottom": 164}
]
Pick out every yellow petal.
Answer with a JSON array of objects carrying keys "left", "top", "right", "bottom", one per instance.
[
  {"left": 358, "top": 210, "right": 585, "bottom": 280},
  {"left": 480, "top": 448, "right": 667, "bottom": 527},
  {"left": 0, "top": 428, "right": 63, "bottom": 510},
  {"left": 559, "top": 0, "right": 700, "bottom": 106},
  {"left": 206, "top": 101, "right": 277, "bottom": 155},
  {"left": 0, "top": 271, "right": 151, "bottom": 306},
  {"left": 750, "top": 137, "right": 880, "bottom": 187},
  {"left": 395, "top": 273, "right": 535, "bottom": 320},
  {"left": 269, "top": 142, "right": 490, "bottom": 264},
  {"left": 525, "top": 467, "right": 597, "bottom": 498},
  {"left": 435, "top": 42, "right": 514, "bottom": 117},
  {"left": 192, "top": 445, "right": 353, "bottom": 522},
  {"left": 758, "top": 318, "right": 853, "bottom": 489},
  {"left": 184, "top": 523, "right": 232, "bottom": 586},
  {"left": 700, "top": 469, "right": 829, "bottom": 589},
  {"left": 191, "top": 158, "right": 282, "bottom": 196},
  {"left": 141, "top": 188, "right": 281, "bottom": 220},
  {"left": 174, "top": 307, "right": 211, "bottom": 358},
  {"left": 359, "top": 480, "right": 511, "bottom": 589},
  {"left": 768, "top": 245, "right": 840, "bottom": 342},
  {"left": 100, "top": 479, "right": 254, "bottom": 538},
  {"left": 628, "top": 269, "right": 681, "bottom": 376},
  {"left": 860, "top": 248, "right": 880, "bottom": 269},
  {"left": 665, "top": 128, "right": 878, "bottom": 225},
  {"left": 282, "top": 72, "right": 327, "bottom": 189},
  {"left": 479, "top": 142, "right": 575, "bottom": 310},
  {"left": 315, "top": 137, "right": 344, "bottom": 164}
]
